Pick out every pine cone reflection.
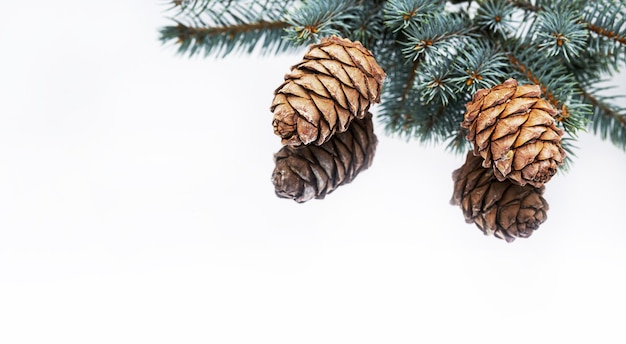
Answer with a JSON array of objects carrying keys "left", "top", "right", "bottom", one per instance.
[
  {"left": 272, "top": 112, "right": 377, "bottom": 203},
  {"left": 451, "top": 152, "right": 549, "bottom": 242}
]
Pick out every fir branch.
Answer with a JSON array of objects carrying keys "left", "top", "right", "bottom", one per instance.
[
  {"left": 418, "top": 104, "right": 451, "bottom": 142},
  {"left": 344, "top": 3, "right": 386, "bottom": 48},
  {"left": 161, "top": 21, "right": 291, "bottom": 57},
  {"left": 559, "top": 136, "right": 578, "bottom": 171},
  {"left": 165, "top": 0, "right": 296, "bottom": 24},
  {"left": 160, "top": 0, "right": 298, "bottom": 57},
  {"left": 581, "top": 88, "right": 626, "bottom": 151},
  {"left": 509, "top": 0, "right": 626, "bottom": 51},
  {"left": 567, "top": 49, "right": 619, "bottom": 80},
  {"left": 383, "top": 0, "right": 444, "bottom": 32},
  {"left": 583, "top": 0, "right": 626, "bottom": 46},
  {"left": 283, "top": 0, "right": 358, "bottom": 45},
  {"left": 446, "top": 128, "right": 471, "bottom": 154},
  {"left": 378, "top": 51, "right": 420, "bottom": 138},
  {"left": 475, "top": 0, "right": 517, "bottom": 36},
  {"left": 402, "top": 59, "right": 421, "bottom": 102},
  {"left": 450, "top": 39, "right": 508, "bottom": 95},
  {"left": 381, "top": 95, "right": 467, "bottom": 148},
  {"left": 586, "top": 23, "right": 626, "bottom": 46},
  {"left": 379, "top": 48, "right": 470, "bottom": 151},
  {"left": 534, "top": 6, "right": 588, "bottom": 63},
  {"left": 417, "top": 56, "right": 457, "bottom": 106},
  {"left": 401, "top": 13, "right": 476, "bottom": 63},
  {"left": 159, "top": 0, "right": 626, "bottom": 161},
  {"left": 378, "top": 48, "right": 424, "bottom": 139},
  {"left": 582, "top": 0, "right": 626, "bottom": 68},
  {"left": 415, "top": 99, "right": 469, "bottom": 149}
]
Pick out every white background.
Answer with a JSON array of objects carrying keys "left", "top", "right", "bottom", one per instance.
[{"left": 1, "top": 1, "right": 626, "bottom": 343}]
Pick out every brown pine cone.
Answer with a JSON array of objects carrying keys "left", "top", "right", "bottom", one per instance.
[
  {"left": 461, "top": 78, "right": 566, "bottom": 188},
  {"left": 272, "top": 112, "right": 377, "bottom": 203},
  {"left": 451, "top": 152, "right": 550, "bottom": 242},
  {"left": 271, "top": 35, "right": 386, "bottom": 147}
]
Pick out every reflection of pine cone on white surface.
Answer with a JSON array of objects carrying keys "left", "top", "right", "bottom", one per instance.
[
  {"left": 272, "top": 112, "right": 377, "bottom": 203},
  {"left": 461, "top": 78, "right": 566, "bottom": 188},
  {"left": 451, "top": 152, "right": 549, "bottom": 242},
  {"left": 271, "top": 36, "right": 386, "bottom": 146}
]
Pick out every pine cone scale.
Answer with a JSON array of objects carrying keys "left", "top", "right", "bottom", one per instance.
[
  {"left": 309, "top": 93, "right": 337, "bottom": 128},
  {"left": 491, "top": 134, "right": 516, "bottom": 161},
  {"left": 318, "top": 119, "right": 331, "bottom": 143},
  {"left": 336, "top": 106, "right": 352, "bottom": 131},
  {"left": 298, "top": 73, "right": 332, "bottom": 98},
  {"left": 343, "top": 65, "right": 369, "bottom": 99},
  {"left": 305, "top": 46, "right": 331, "bottom": 59},
  {"left": 513, "top": 142, "right": 542, "bottom": 169},
  {"left": 272, "top": 104, "right": 295, "bottom": 134},
  {"left": 344, "top": 47, "right": 371, "bottom": 73},
  {"left": 276, "top": 80, "right": 308, "bottom": 98},
  {"left": 365, "top": 73, "right": 382, "bottom": 102},
  {"left": 290, "top": 97, "right": 321, "bottom": 125},
  {"left": 270, "top": 95, "right": 289, "bottom": 118},
  {"left": 481, "top": 86, "right": 516, "bottom": 109},
  {"left": 320, "top": 43, "right": 354, "bottom": 66},
  {"left": 475, "top": 103, "right": 506, "bottom": 134},
  {"left": 526, "top": 108, "right": 557, "bottom": 127},
  {"left": 319, "top": 60, "right": 353, "bottom": 87},
  {"left": 499, "top": 203, "right": 519, "bottom": 229},
  {"left": 297, "top": 60, "right": 332, "bottom": 76},
  {"left": 464, "top": 98, "right": 483, "bottom": 122},
  {"left": 538, "top": 141, "right": 561, "bottom": 160},
  {"left": 539, "top": 128, "right": 562, "bottom": 142},
  {"left": 533, "top": 99, "right": 558, "bottom": 114},
  {"left": 341, "top": 84, "right": 361, "bottom": 114},
  {"left": 512, "top": 84, "right": 541, "bottom": 98},
  {"left": 500, "top": 97, "right": 537, "bottom": 117},
  {"left": 317, "top": 74, "right": 348, "bottom": 110},
  {"left": 493, "top": 114, "right": 528, "bottom": 140},
  {"left": 493, "top": 151, "right": 514, "bottom": 177},
  {"left": 475, "top": 126, "right": 495, "bottom": 152},
  {"left": 294, "top": 117, "right": 316, "bottom": 145},
  {"left": 514, "top": 126, "right": 546, "bottom": 148}
]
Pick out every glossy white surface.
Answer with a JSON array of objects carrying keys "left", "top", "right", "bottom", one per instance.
[{"left": 1, "top": 1, "right": 625, "bottom": 343}]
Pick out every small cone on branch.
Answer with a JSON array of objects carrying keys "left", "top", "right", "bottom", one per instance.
[
  {"left": 451, "top": 152, "right": 550, "bottom": 243},
  {"left": 461, "top": 78, "right": 566, "bottom": 188},
  {"left": 272, "top": 112, "right": 377, "bottom": 203},
  {"left": 271, "top": 35, "right": 386, "bottom": 147}
]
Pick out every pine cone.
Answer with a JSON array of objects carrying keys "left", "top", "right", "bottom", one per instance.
[
  {"left": 461, "top": 78, "right": 566, "bottom": 188},
  {"left": 451, "top": 152, "right": 549, "bottom": 242},
  {"left": 271, "top": 35, "right": 386, "bottom": 147},
  {"left": 272, "top": 112, "right": 377, "bottom": 203}
]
